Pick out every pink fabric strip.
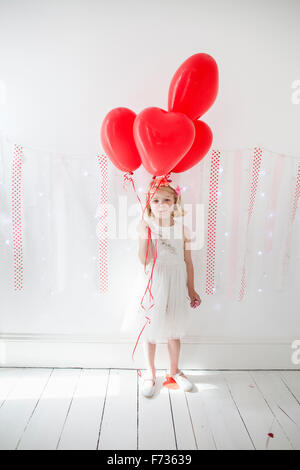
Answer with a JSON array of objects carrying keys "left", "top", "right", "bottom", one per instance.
[
  {"left": 280, "top": 162, "right": 300, "bottom": 286},
  {"left": 11, "top": 144, "right": 24, "bottom": 290},
  {"left": 291, "top": 162, "right": 300, "bottom": 223},
  {"left": 205, "top": 149, "right": 221, "bottom": 295},
  {"left": 239, "top": 147, "right": 262, "bottom": 301},
  {"left": 264, "top": 154, "right": 285, "bottom": 254},
  {"left": 226, "top": 149, "right": 242, "bottom": 301},
  {"left": 96, "top": 154, "right": 109, "bottom": 293}
]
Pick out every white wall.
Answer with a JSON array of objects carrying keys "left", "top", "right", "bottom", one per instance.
[
  {"left": 0, "top": 0, "right": 299, "bottom": 368},
  {"left": 0, "top": 0, "right": 300, "bottom": 156}
]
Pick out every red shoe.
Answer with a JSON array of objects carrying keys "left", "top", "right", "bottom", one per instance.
[{"left": 170, "top": 370, "right": 193, "bottom": 391}]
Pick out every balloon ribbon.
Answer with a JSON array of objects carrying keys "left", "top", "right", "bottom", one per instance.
[{"left": 123, "top": 173, "right": 171, "bottom": 377}]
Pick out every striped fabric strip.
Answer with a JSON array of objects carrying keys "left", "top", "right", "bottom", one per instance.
[
  {"left": 11, "top": 144, "right": 24, "bottom": 290},
  {"left": 96, "top": 154, "right": 109, "bottom": 293},
  {"left": 205, "top": 149, "right": 221, "bottom": 295},
  {"left": 239, "top": 147, "right": 263, "bottom": 301}
]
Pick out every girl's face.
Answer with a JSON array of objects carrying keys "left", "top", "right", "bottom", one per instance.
[{"left": 149, "top": 189, "right": 176, "bottom": 219}]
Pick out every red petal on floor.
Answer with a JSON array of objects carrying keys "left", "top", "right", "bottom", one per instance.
[{"left": 267, "top": 433, "right": 274, "bottom": 438}]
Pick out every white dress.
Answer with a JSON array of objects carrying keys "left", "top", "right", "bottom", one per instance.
[{"left": 121, "top": 215, "right": 193, "bottom": 343}]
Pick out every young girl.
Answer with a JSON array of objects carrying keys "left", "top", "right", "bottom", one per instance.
[{"left": 121, "top": 178, "right": 201, "bottom": 397}]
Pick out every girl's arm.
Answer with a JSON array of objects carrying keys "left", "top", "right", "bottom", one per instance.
[
  {"left": 184, "top": 225, "right": 201, "bottom": 305},
  {"left": 137, "top": 220, "right": 154, "bottom": 265}
]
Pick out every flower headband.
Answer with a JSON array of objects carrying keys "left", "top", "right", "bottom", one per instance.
[
  {"left": 175, "top": 185, "right": 181, "bottom": 196},
  {"left": 150, "top": 176, "right": 182, "bottom": 197}
]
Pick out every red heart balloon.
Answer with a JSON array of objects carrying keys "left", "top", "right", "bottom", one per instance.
[
  {"left": 133, "top": 107, "right": 195, "bottom": 176},
  {"left": 168, "top": 53, "right": 219, "bottom": 120},
  {"left": 172, "top": 120, "right": 213, "bottom": 173},
  {"left": 100, "top": 107, "right": 141, "bottom": 172}
]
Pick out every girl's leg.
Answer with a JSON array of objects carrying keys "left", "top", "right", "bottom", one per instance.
[
  {"left": 167, "top": 338, "right": 181, "bottom": 375},
  {"left": 142, "top": 340, "right": 157, "bottom": 380}
]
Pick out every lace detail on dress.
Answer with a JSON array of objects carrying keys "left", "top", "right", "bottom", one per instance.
[
  {"left": 159, "top": 238, "right": 177, "bottom": 255},
  {"left": 157, "top": 232, "right": 178, "bottom": 255},
  {"left": 146, "top": 216, "right": 184, "bottom": 263}
]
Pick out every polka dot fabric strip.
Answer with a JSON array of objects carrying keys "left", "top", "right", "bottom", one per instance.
[
  {"left": 205, "top": 149, "right": 221, "bottom": 295},
  {"left": 11, "top": 144, "right": 24, "bottom": 290},
  {"left": 239, "top": 147, "right": 263, "bottom": 301},
  {"left": 97, "top": 154, "right": 109, "bottom": 293},
  {"left": 247, "top": 147, "right": 263, "bottom": 224},
  {"left": 291, "top": 162, "right": 300, "bottom": 223}
]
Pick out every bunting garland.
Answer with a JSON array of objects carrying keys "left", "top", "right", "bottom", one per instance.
[{"left": 1, "top": 135, "right": 299, "bottom": 304}]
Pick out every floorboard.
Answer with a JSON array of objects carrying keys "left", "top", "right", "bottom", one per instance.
[{"left": 0, "top": 368, "right": 299, "bottom": 450}]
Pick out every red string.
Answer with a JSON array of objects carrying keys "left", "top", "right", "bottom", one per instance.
[
  {"left": 141, "top": 176, "right": 165, "bottom": 220},
  {"left": 133, "top": 238, "right": 158, "bottom": 378},
  {"left": 132, "top": 178, "right": 163, "bottom": 377},
  {"left": 140, "top": 231, "right": 158, "bottom": 310},
  {"left": 123, "top": 171, "right": 171, "bottom": 378},
  {"left": 123, "top": 171, "right": 144, "bottom": 211}
]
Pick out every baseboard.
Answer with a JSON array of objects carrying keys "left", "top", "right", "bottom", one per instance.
[{"left": 0, "top": 333, "right": 299, "bottom": 369}]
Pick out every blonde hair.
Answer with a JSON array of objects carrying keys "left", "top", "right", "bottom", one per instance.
[{"left": 145, "top": 179, "right": 186, "bottom": 219}]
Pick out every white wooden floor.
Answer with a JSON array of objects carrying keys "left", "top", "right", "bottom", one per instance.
[{"left": 0, "top": 368, "right": 300, "bottom": 450}]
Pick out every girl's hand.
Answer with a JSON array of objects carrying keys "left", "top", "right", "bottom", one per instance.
[
  {"left": 188, "top": 289, "right": 202, "bottom": 308},
  {"left": 138, "top": 219, "right": 159, "bottom": 240},
  {"left": 138, "top": 220, "right": 150, "bottom": 239}
]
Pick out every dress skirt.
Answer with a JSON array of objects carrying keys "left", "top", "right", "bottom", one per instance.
[{"left": 121, "top": 259, "right": 193, "bottom": 343}]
